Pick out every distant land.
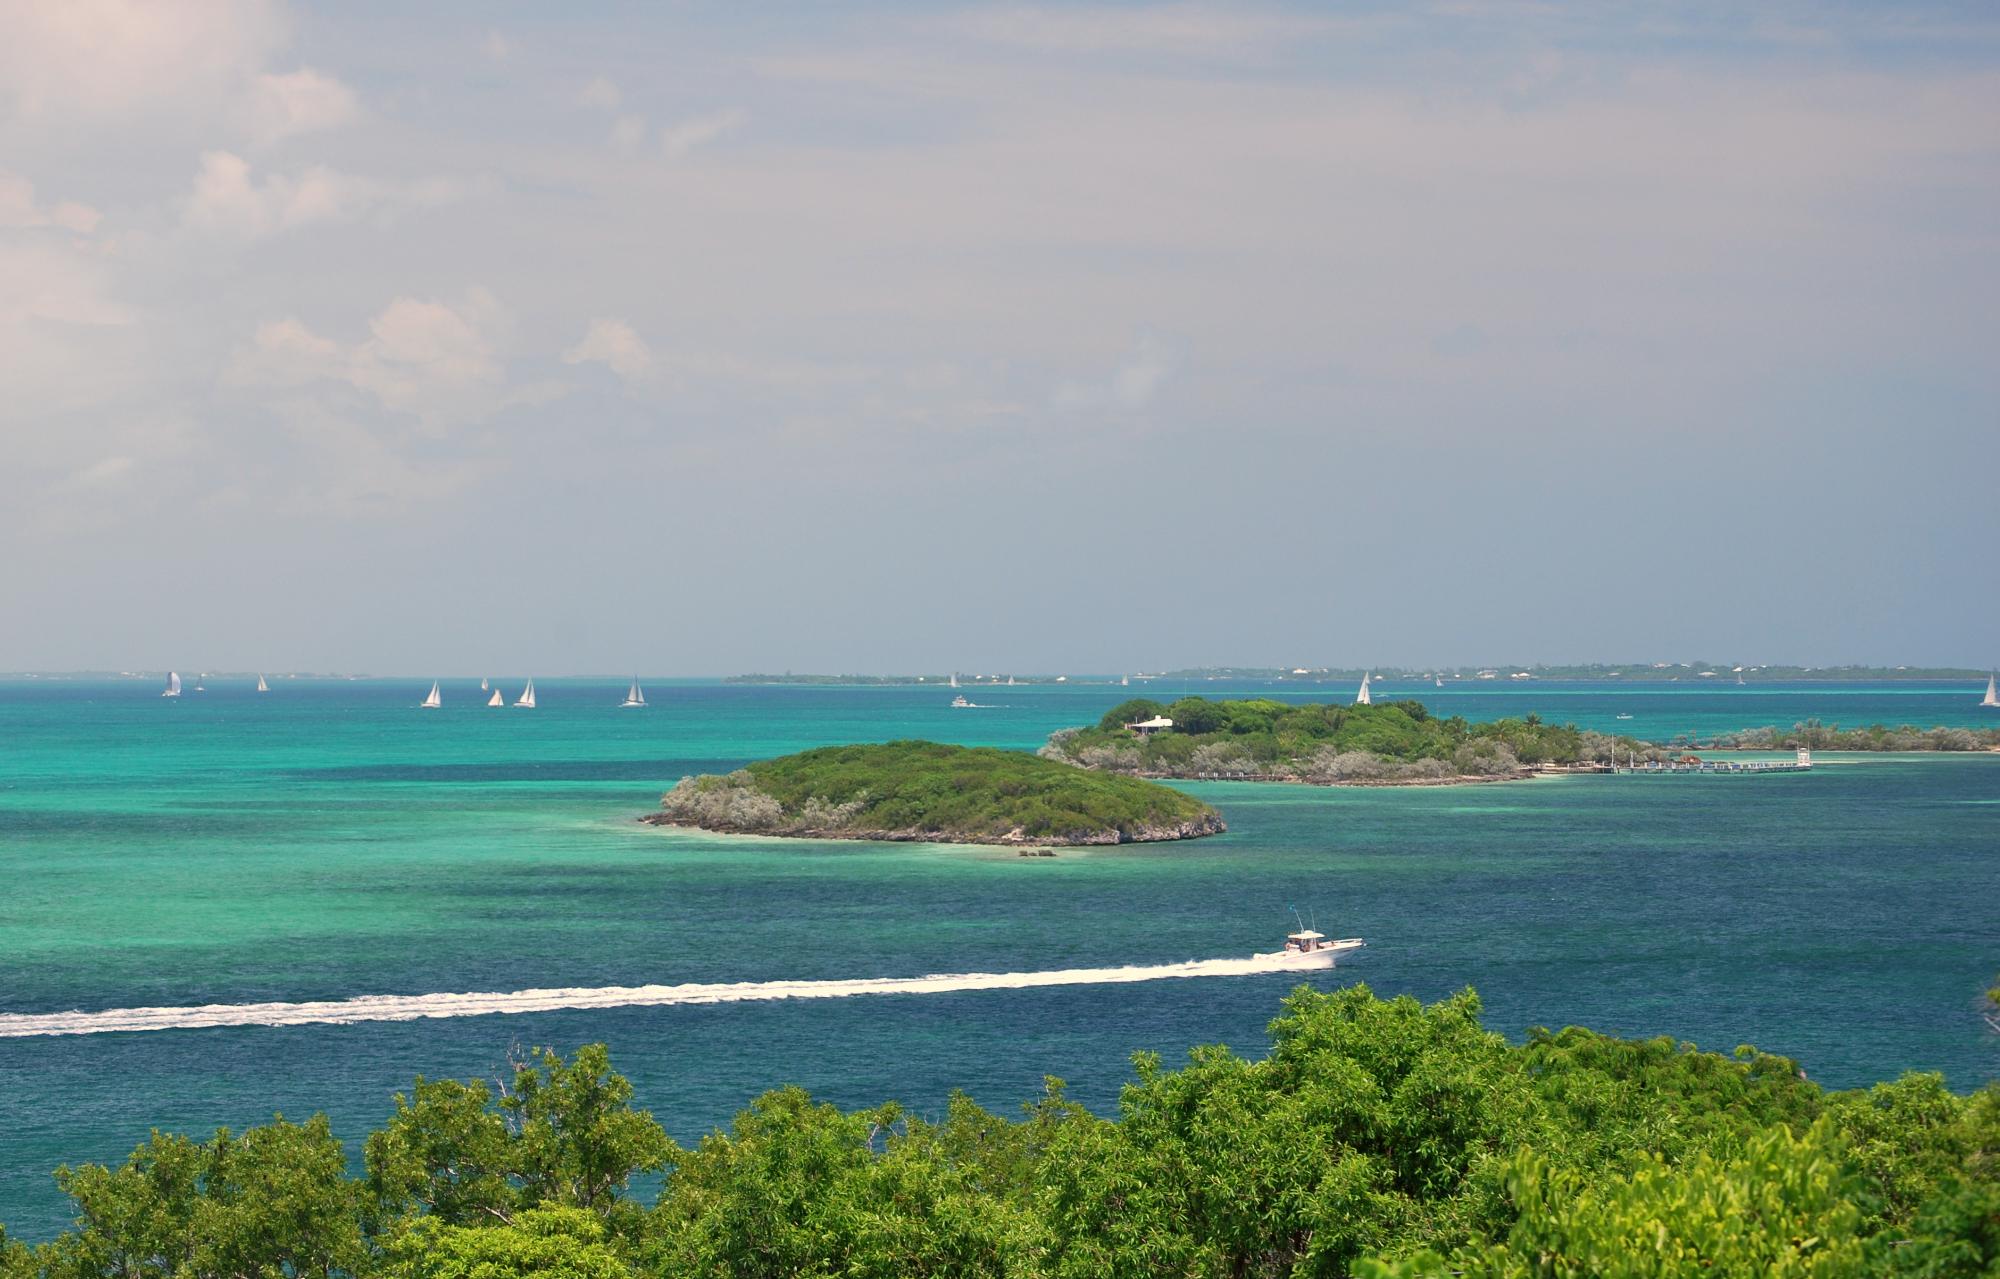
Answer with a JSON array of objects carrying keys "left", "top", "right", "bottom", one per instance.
[
  {"left": 1045, "top": 697, "right": 2000, "bottom": 785},
  {"left": 726, "top": 664, "right": 1990, "bottom": 686},
  {"left": 643, "top": 740, "right": 1224, "bottom": 846}
]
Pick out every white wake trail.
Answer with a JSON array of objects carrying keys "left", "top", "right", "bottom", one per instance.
[{"left": 0, "top": 958, "right": 1325, "bottom": 1039}]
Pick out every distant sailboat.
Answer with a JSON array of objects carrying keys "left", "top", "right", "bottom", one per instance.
[
  {"left": 487, "top": 689, "right": 503, "bottom": 707},
  {"left": 1982, "top": 673, "right": 1999, "bottom": 708},
  {"left": 1435, "top": 675, "right": 1444, "bottom": 688},
  {"left": 1121, "top": 674, "right": 1130, "bottom": 686},
  {"left": 420, "top": 680, "right": 442, "bottom": 709},
  {"left": 1006, "top": 675, "right": 1016, "bottom": 686},
  {"left": 1737, "top": 672, "right": 1746, "bottom": 686},
  {"left": 481, "top": 677, "right": 489, "bottom": 692},
  {"left": 515, "top": 679, "right": 536, "bottom": 709},
  {"left": 162, "top": 671, "right": 181, "bottom": 698},
  {"left": 194, "top": 675, "right": 206, "bottom": 692},
  {"left": 255, "top": 674, "right": 269, "bottom": 693},
  {"left": 949, "top": 672, "right": 959, "bottom": 689},
  {"left": 1354, "top": 673, "right": 1372, "bottom": 706},
  {"left": 621, "top": 676, "right": 646, "bottom": 708}
]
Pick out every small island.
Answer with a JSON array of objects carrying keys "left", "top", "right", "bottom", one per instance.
[
  {"left": 1043, "top": 696, "right": 1636, "bottom": 784},
  {"left": 643, "top": 740, "right": 1225, "bottom": 845}
]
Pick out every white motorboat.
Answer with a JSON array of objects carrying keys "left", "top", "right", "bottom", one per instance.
[
  {"left": 950, "top": 694, "right": 973, "bottom": 708},
  {"left": 1254, "top": 928, "right": 1364, "bottom": 968}
]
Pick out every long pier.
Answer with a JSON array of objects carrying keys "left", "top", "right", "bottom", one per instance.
[{"left": 1611, "top": 747, "right": 1813, "bottom": 776}]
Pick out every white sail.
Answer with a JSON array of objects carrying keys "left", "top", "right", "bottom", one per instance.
[
  {"left": 421, "top": 680, "right": 442, "bottom": 709},
  {"left": 481, "top": 677, "right": 489, "bottom": 691},
  {"left": 1007, "top": 675, "right": 1015, "bottom": 686},
  {"left": 488, "top": 689, "right": 504, "bottom": 707},
  {"left": 1982, "top": 673, "right": 1999, "bottom": 708},
  {"left": 1435, "top": 675, "right": 1444, "bottom": 687},
  {"left": 256, "top": 674, "right": 269, "bottom": 693},
  {"left": 621, "top": 676, "right": 646, "bottom": 708},
  {"left": 194, "top": 675, "right": 205, "bottom": 692},
  {"left": 162, "top": 671, "right": 181, "bottom": 698},
  {"left": 515, "top": 679, "right": 536, "bottom": 709},
  {"left": 1121, "top": 674, "right": 1130, "bottom": 686},
  {"left": 1354, "top": 673, "right": 1372, "bottom": 706},
  {"left": 949, "top": 672, "right": 959, "bottom": 688}
]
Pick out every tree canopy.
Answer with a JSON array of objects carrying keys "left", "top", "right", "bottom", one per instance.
[{"left": 5, "top": 987, "right": 1996, "bottom": 1278}]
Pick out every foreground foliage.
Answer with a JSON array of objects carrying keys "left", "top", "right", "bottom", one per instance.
[
  {"left": 6, "top": 988, "right": 1996, "bottom": 1278},
  {"left": 652, "top": 739, "right": 1221, "bottom": 843}
]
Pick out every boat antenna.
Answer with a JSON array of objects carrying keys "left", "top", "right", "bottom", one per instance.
[{"left": 1290, "top": 905, "right": 1305, "bottom": 933}]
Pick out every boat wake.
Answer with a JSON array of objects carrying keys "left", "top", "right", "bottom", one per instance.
[{"left": 0, "top": 957, "right": 1336, "bottom": 1039}]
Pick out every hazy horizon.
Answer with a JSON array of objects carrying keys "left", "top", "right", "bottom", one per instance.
[{"left": 5, "top": 1, "right": 1997, "bottom": 673}]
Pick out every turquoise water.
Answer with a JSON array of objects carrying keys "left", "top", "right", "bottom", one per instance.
[{"left": 1, "top": 678, "right": 1996, "bottom": 1237}]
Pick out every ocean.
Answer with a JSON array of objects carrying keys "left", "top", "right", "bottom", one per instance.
[{"left": 0, "top": 676, "right": 1995, "bottom": 1238}]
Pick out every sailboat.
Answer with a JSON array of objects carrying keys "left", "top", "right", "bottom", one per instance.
[
  {"left": 1981, "top": 673, "right": 1999, "bottom": 709},
  {"left": 515, "top": 679, "right": 536, "bottom": 709},
  {"left": 1006, "top": 675, "right": 1016, "bottom": 686},
  {"left": 487, "top": 689, "right": 503, "bottom": 707},
  {"left": 1121, "top": 674, "right": 1130, "bottom": 686},
  {"left": 1435, "top": 675, "right": 1444, "bottom": 688},
  {"left": 255, "top": 674, "right": 269, "bottom": 693},
  {"left": 1736, "top": 672, "right": 1746, "bottom": 686},
  {"left": 194, "top": 675, "right": 206, "bottom": 692},
  {"left": 162, "top": 671, "right": 181, "bottom": 698},
  {"left": 621, "top": 676, "right": 646, "bottom": 708},
  {"left": 949, "top": 672, "right": 959, "bottom": 689},
  {"left": 420, "top": 680, "right": 442, "bottom": 709},
  {"left": 1354, "top": 673, "right": 1372, "bottom": 706},
  {"left": 481, "top": 677, "right": 489, "bottom": 692}
]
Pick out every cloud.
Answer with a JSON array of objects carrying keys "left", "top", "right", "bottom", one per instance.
[
  {"left": 180, "top": 152, "right": 464, "bottom": 238},
  {"left": 182, "top": 151, "right": 369, "bottom": 236},
  {"left": 0, "top": 172, "right": 101, "bottom": 233},
  {"left": 1056, "top": 337, "right": 1172, "bottom": 412},
  {"left": 563, "top": 318, "right": 656, "bottom": 382},
  {"left": 610, "top": 114, "right": 647, "bottom": 152},
  {"left": 579, "top": 76, "right": 622, "bottom": 110},
  {"left": 945, "top": 4, "right": 1325, "bottom": 57},
  {"left": 244, "top": 67, "right": 359, "bottom": 145},
  {"left": 660, "top": 110, "right": 745, "bottom": 158},
  {"left": 224, "top": 290, "right": 513, "bottom": 428},
  {"left": 0, "top": 0, "right": 286, "bottom": 125}
]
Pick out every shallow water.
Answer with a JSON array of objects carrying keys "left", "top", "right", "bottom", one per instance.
[{"left": 0, "top": 677, "right": 1995, "bottom": 1237}]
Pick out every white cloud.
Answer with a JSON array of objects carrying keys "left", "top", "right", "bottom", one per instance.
[
  {"left": 660, "top": 110, "right": 745, "bottom": 158},
  {"left": 1112, "top": 337, "right": 1169, "bottom": 407},
  {"left": 610, "top": 114, "right": 647, "bottom": 152},
  {"left": 563, "top": 317, "right": 656, "bottom": 382},
  {"left": 182, "top": 151, "right": 370, "bottom": 236},
  {"left": 0, "top": 172, "right": 101, "bottom": 233},
  {"left": 180, "top": 152, "right": 465, "bottom": 238},
  {"left": 0, "top": 0, "right": 286, "bottom": 124},
  {"left": 579, "top": 76, "right": 622, "bottom": 110},
  {"left": 945, "top": 4, "right": 1325, "bottom": 56},
  {"left": 224, "top": 291, "right": 513, "bottom": 428},
  {"left": 244, "top": 67, "right": 359, "bottom": 145},
  {"left": 1055, "top": 337, "right": 1172, "bottom": 412}
]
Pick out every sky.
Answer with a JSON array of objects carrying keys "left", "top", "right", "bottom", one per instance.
[{"left": 3, "top": 0, "right": 1997, "bottom": 675}]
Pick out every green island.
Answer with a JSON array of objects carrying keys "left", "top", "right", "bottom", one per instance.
[
  {"left": 1043, "top": 697, "right": 1638, "bottom": 783},
  {"left": 643, "top": 740, "right": 1224, "bottom": 845},
  {"left": 3, "top": 987, "right": 1995, "bottom": 1277}
]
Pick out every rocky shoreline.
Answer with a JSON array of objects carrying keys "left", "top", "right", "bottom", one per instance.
[{"left": 639, "top": 810, "right": 1227, "bottom": 846}]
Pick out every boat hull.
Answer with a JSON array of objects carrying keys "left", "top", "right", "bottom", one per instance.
[{"left": 1251, "top": 938, "right": 1364, "bottom": 968}]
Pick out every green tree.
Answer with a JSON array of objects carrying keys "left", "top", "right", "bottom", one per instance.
[
  {"left": 383, "top": 1207, "right": 628, "bottom": 1279},
  {"left": 41, "top": 1116, "right": 363, "bottom": 1279}
]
